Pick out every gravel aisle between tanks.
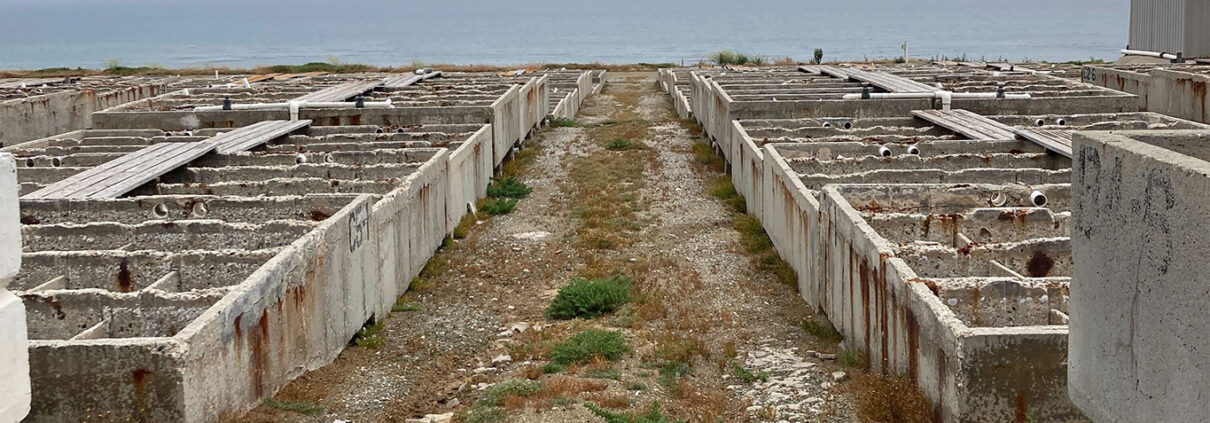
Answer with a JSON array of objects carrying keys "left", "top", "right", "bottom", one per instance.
[{"left": 242, "top": 72, "right": 858, "bottom": 423}]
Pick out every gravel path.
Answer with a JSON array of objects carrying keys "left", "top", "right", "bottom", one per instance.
[{"left": 240, "top": 72, "right": 857, "bottom": 423}]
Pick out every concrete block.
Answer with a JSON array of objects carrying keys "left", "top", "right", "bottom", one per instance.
[
  {"left": 0, "top": 153, "right": 18, "bottom": 285},
  {"left": 0, "top": 289, "right": 30, "bottom": 422},
  {"left": 1070, "top": 129, "right": 1210, "bottom": 422}
]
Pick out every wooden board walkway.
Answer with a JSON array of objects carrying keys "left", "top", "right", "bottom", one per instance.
[
  {"left": 293, "top": 79, "right": 384, "bottom": 102},
  {"left": 912, "top": 109, "right": 1018, "bottom": 140},
  {"left": 845, "top": 68, "right": 938, "bottom": 93},
  {"left": 382, "top": 71, "right": 442, "bottom": 88},
  {"left": 212, "top": 120, "right": 311, "bottom": 154},
  {"left": 23, "top": 141, "right": 217, "bottom": 199},
  {"left": 1013, "top": 128, "right": 1074, "bottom": 158}
]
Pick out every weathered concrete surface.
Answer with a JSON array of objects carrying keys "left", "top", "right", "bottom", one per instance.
[
  {"left": 0, "top": 81, "right": 169, "bottom": 146},
  {"left": 1070, "top": 129, "right": 1210, "bottom": 422},
  {"left": 0, "top": 153, "right": 30, "bottom": 422},
  {"left": 1084, "top": 65, "right": 1210, "bottom": 123}
]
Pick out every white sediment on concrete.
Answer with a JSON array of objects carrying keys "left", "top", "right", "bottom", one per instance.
[{"left": 0, "top": 152, "right": 31, "bottom": 422}]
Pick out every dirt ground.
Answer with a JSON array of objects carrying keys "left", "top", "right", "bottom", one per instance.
[{"left": 240, "top": 72, "right": 858, "bottom": 423}]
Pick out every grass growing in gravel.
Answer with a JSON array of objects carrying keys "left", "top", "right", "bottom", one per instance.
[
  {"left": 852, "top": 373, "right": 932, "bottom": 423},
  {"left": 586, "top": 400, "right": 681, "bottom": 423},
  {"left": 605, "top": 137, "right": 638, "bottom": 151},
  {"left": 261, "top": 398, "right": 325, "bottom": 416},
  {"left": 838, "top": 350, "right": 868, "bottom": 369},
  {"left": 486, "top": 177, "right": 533, "bottom": 199},
  {"left": 479, "top": 198, "right": 518, "bottom": 215},
  {"left": 550, "top": 117, "right": 581, "bottom": 128},
  {"left": 731, "top": 360, "right": 771, "bottom": 383},
  {"left": 453, "top": 212, "right": 477, "bottom": 239},
  {"left": 550, "top": 329, "right": 630, "bottom": 365},
  {"left": 802, "top": 318, "right": 844, "bottom": 342},
  {"left": 546, "top": 275, "right": 633, "bottom": 320},
  {"left": 467, "top": 379, "right": 544, "bottom": 423},
  {"left": 352, "top": 320, "right": 385, "bottom": 349}
]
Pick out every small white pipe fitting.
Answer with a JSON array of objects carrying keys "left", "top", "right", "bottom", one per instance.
[
  {"left": 878, "top": 146, "right": 893, "bottom": 157},
  {"left": 295, "top": 154, "right": 308, "bottom": 164},
  {"left": 907, "top": 145, "right": 920, "bottom": 155},
  {"left": 1035, "top": 118, "right": 1046, "bottom": 126},
  {"left": 1030, "top": 190, "right": 1047, "bottom": 207}
]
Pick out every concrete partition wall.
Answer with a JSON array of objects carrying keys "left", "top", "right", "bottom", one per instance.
[
  {"left": 729, "top": 121, "right": 765, "bottom": 220},
  {"left": 1084, "top": 65, "right": 1210, "bottom": 123},
  {"left": 1070, "top": 130, "right": 1210, "bottom": 422},
  {"left": 0, "top": 83, "right": 169, "bottom": 146},
  {"left": 761, "top": 144, "right": 824, "bottom": 308},
  {"left": 0, "top": 153, "right": 30, "bottom": 422},
  {"left": 22, "top": 149, "right": 451, "bottom": 422},
  {"left": 491, "top": 86, "right": 523, "bottom": 166},
  {"left": 818, "top": 185, "right": 1083, "bottom": 422},
  {"left": 445, "top": 125, "right": 494, "bottom": 231}
]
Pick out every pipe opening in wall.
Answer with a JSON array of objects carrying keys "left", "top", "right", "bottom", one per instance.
[
  {"left": 152, "top": 203, "right": 169, "bottom": 219},
  {"left": 24, "top": 158, "right": 34, "bottom": 167},
  {"left": 191, "top": 202, "right": 209, "bottom": 218},
  {"left": 907, "top": 145, "right": 920, "bottom": 155},
  {"left": 879, "top": 146, "right": 893, "bottom": 157},
  {"left": 1030, "top": 190, "right": 1047, "bottom": 207},
  {"left": 51, "top": 157, "right": 61, "bottom": 167},
  {"left": 296, "top": 154, "right": 308, "bottom": 164}
]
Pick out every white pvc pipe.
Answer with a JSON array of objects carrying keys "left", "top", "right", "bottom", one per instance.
[
  {"left": 1030, "top": 190, "right": 1047, "bottom": 207},
  {"left": 842, "top": 91, "right": 1030, "bottom": 111},
  {"left": 1121, "top": 49, "right": 1178, "bottom": 60},
  {"left": 878, "top": 146, "right": 892, "bottom": 157}
]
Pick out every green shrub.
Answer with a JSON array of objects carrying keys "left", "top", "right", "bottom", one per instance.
[
  {"left": 485, "top": 379, "right": 542, "bottom": 405},
  {"left": 584, "top": 366, "right": 621, "bottom": 380},
  {"left": 545, "top": 276, "right": 633, "bottom": 320},
  {"left": 551, "top": 117, "right": 581, "bottom": 128},
  {"left": 586, "top": 400, "right": 681, "bottom": 423},
  {"left": 813, "top": 48, "right": 824, "bottom": 65},
  {"left": 605, "top": 137, "right": 635, "bottom": 151},
  {"left": 541, "top": 363, "right": 565, "bottom": 374},
  {"left": 731, "top": 361, "right": 770, "bottom": 383},
  {"left": 486, "top": 177, "right": 532, "bottom": 199},
  {"left": 550, "top": 329, "right": 630, "bottom": 365},
  {"left": 480, "top": 198, "right": 518, "bottom": 215}
]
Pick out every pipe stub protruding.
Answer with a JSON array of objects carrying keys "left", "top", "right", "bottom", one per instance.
[
  {"left": 842, "top": 121, "right": 853, "bottom": 130},
  {"left": 907, "top": 145, "right": 920, "bottom": 155},
  {"left": 1030, "top": 190, "right": 1047, "bottom": 207},
  {"left": 861, "top": 84, "right": 871, "bottom": 99},
  {"left": 1035, "top": 118, "right": 1046, "bottom": 127},
  {"left": 295, "top": 154, "right": 308, "bottom": 164},
  {"left": 354, "top": 95, "right": 365, "bottom": 108},
  {"left": 878, "top": 146, "right": 892, "bottom": 157},
  {"left": 1056, "top": 118, "right": 1066, "bottom": 126},
  {"left": 222, "top": 96, "right": 232, "bottom": 110},
  {"left": 822, "top": 122, "right": 832, "bottom": 128},
  {"left": 152, "top": 203, "right": 170, "bottom": 219}
]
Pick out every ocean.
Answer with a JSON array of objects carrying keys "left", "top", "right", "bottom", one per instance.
[{"left": 0, "top": 0, "right": 1130, "bottom": 69}]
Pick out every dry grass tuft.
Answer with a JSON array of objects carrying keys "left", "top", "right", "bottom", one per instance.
[{"left": 850, "top": 373, "right": 932, "bottom": 423}]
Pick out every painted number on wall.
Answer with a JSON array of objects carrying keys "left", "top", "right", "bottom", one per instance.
[
  {"left": 349, "top": 203, "right": 369, "bottom": 253},
  {"left": 1081, "top": 67, "right": 1096, "bottom": 83}
]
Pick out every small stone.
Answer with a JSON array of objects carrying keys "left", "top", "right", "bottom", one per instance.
[
  {"left": 817, "top": 353, "right": 836, "bottom": 360},
  {"left": 831, "top": 371, "right": 847, "bottom": 382},
  {"left": 491, "top": 354, "right": 512, "bottom": 365},
  {"left": 447, "top": 398, "right": 460, "bottom": 408}
]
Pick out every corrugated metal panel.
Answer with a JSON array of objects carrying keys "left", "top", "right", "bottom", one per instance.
[
  {"left": 1129, "top": 0, "right": 1186, "bottom": 54},
  {"left": 1184, "top": 0, "right": 1210, "bottom": 58}
]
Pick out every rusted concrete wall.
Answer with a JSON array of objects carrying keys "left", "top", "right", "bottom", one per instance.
[
  {"left": 444, "top": 125, "right": 494, "bottom": 231},
  {"left": 1070, "top": 130, "right": 1210, "bottom": 422},
  {"left": 0, "top": 83, "right": 168, "bottom": 146},
  {"left": 1084, "top": 66, "right": 1210, "bottom": 123}
]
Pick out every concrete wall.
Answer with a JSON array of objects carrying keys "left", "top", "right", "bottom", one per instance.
[
  {"left": 1084, "top": 66, "right": 1210, "bottom": 123},
  {"left": 1069, "top": 129, "right": 1210, "bottom": 422},
  {"left": 0, "top": 83, "right": 168, "bottom": 147},
  {"left": 444, "top": 125, "right": 494, "bottom": 231},
  {"left": 0, "top": 153, "right": 30, "bottom": 422},
  {"left": 22, "top": 149, "right": 449, "bottom": 422}
]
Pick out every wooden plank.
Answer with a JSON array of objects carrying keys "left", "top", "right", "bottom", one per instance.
[
  {"left": 213, "top": 120, "right": 311, "bottom": 154},
  {"left": 1013, "top": 128, "right": 1074, "bottom": 158},
  {"left": 382, "top": 74, "right": 424, "bottom": 88},
  {"left": 912, "top": 109, "right": 1017, "bottom": 140},
  {"left": 26, "top": 143, "right": 181, "bottom": 199},
  {"left": 23, "top": 141, "right": 217, "bottom": 199},
  {"left": 797, "top": 65, "right": 823, "bottom": 75},
  {"left": 816, "top": 65, "right": 852, "bottom": 80},
  {"left": 846, "top": 69, "right": 937, "bottom": 93},
  {"left": 293, "top": 79, "right": 384, "bottom": 102}
]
